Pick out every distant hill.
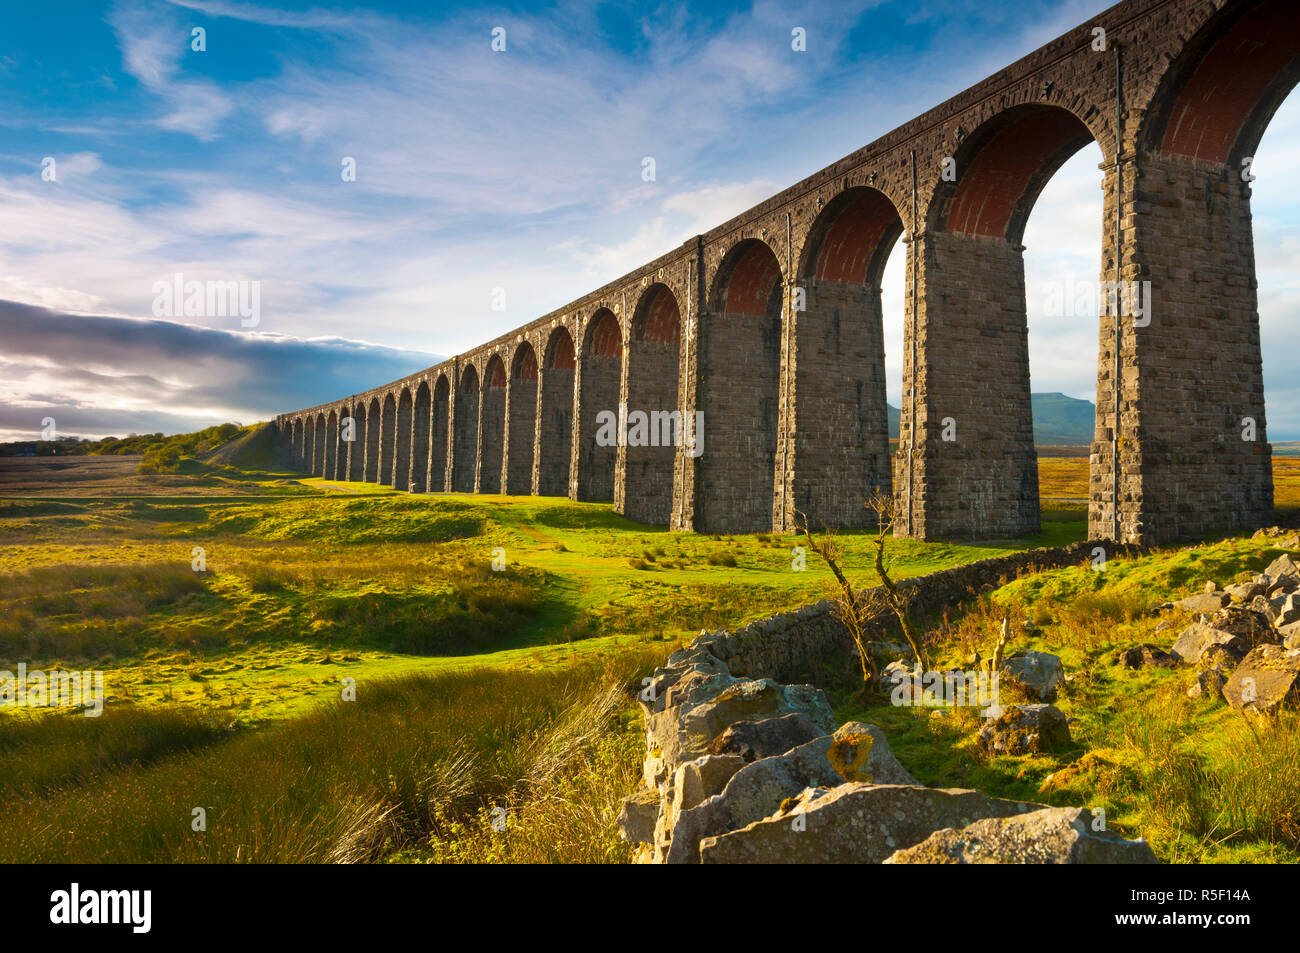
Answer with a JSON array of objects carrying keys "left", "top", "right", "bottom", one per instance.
[
  {"left": 888, "top": 392, "right": 1094, "bottom": 446},
  {"left": 204, "top": 422, "right": 296, "bottom": 472}
]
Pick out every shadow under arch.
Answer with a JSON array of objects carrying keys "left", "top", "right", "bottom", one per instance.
[
  {"left": 538, "top": 326, "right": 576, "bottom": 497},
  {"left": 506, "top": 343, "right": 538, "bottom": 495},
  {"left": 480, "top": 354, "right": 507, "bottom": 493},
  {"left": 623, "top": 282, "right": 683, "bottom": 526},
  {"left": 452, "top": 365, "right": 479, "bottom": 493},
  {"left": 575, "top": 309, "right": 621, "bottom": 502}
]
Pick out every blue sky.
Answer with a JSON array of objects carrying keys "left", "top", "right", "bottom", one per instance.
[{"left": 1, "top": 0, "right": 1298, "bottom": 441}]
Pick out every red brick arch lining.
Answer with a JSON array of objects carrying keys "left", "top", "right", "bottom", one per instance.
[
  {"left": 714, "top": 239, "right": 783, "bottom": 317},
  {"left": 485, "top": 354, "right": 507, "bottom": 387},
  {"left": 1155, "top": 0, "right": 1300, "bottom": 164},
  {"left": 513, "top": 341, "right": 538, "bottom": 380},
  {"left": 805, "top": 188, "right": 904, "bottom": 284},
  {"left": 545, "top": 325, "right": 575, "bottom": 370},
  {"left": 940, "top": 105, "right": 1095, "bottom": 241},
  {"left": 585, "top": 309, "right": 621, "bottom": 356},
  {"left": 635, "top": 284, "right": 681, "bottom": 343}
]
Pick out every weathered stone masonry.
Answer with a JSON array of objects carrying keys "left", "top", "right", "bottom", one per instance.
[{"left": 277, "top": 0, "right": 1294, "bottom": 546}]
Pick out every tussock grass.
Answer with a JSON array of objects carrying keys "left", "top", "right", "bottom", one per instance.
[
  {"left": 196, "top": 497, "right": 486, "bottom": 543},
  {"left": 0, "top": 648, "right": 664, "bottom": 863},
  {"left": 0, "top": 706, "right": 231, "bottom": 798}
]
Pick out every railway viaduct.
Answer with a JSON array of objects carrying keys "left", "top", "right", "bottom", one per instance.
[{"left": 275, "top": 0, "right": 1297, "bottom": 545}]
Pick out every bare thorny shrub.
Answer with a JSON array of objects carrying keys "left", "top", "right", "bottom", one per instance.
[{"left": 797, "top": 490, "right": 931, "bottom": 696}]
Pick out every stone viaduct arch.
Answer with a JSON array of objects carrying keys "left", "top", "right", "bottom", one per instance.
[
  {"left": 506, "top": 342, "right": 539, "bottom": 495},
  {"left": 575, "top": 309, "right": 622, "bottom": 502},
  {"left": 621, "top": 283, "right": 683, "bottom": 526},
  {"left": 410, "top": 381, "right": 431, "bottom": 493},
  {"left": 453, "top": 363, "right": 480, "bottom": 492},
  {"left": 480, "top": 355, "right": 508, "bottom": 493},
  {"left": 699, "top": 238, "right": 784, "bottom": 533},
  {"left": 792, "top": 185, "right": 904, "bottom": 530},
  {"left": 431, "top": 373, "right": 451, "bottom": 492},
  {"left": 537, "top": 325, "right": 576, "bottom": 497},
  {"left": 364, "top": 397, "right": 381, "bottom": 482},
  {"left": 909, "top": 102, "right": 1101, "bottom": 540},
  {"left": 273, "top": 0, "right": 1297, "bottom": 546}
]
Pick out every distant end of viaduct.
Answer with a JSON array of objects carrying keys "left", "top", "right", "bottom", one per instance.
[{"left": 276, "top": 0, "right": 1297, "bottom": 545}]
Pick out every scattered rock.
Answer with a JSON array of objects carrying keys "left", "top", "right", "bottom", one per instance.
[
  {"left": 641, "top": 656, "right": 731, "bottom": 715},
  {"left": 1267, "top": 574, "right": 1299, "bottom": 598},
  {"left": 1188, "top": 668, "right": 1227, "bottom": 701},
  {"left": 882, "top": 806, "right": 1157, "bottom": 864},
  {"left": 1276, "top": 593, "right": 1300, "bottom": 628},
  {"left": 1249, "top": 594, "right": 1280, "bottom": 625},
  {"left": 977, "top": 703, "right": 1071, "bottom": 756},
  {"left": 1177, "top": 592, "right": 1228, "bottom": 614},
  {"left": 1197, "top": 643, "right": 1244, "bottom": 672},
  {"left": 1223, "top": 645, "right": 1300, "bottom": 713},
  {"left": 999, "top": 650, "right": 1065, "bottom": 702},
  {"left": 1225, "top": 580, "right": 1266, "bottom": 603},
  {"left": 1265, "top": 553, "right": 1300, "bottom": 580},
  {"left": 1169, "top": 620, "right": 1250, "bottom": 665},
  {"left": 1208, "top": 606, "right": 1275, "bottom": 645},
  {"left": 878, "top": 660, "right": 917, "bottom": 693},
  {"left": 698, "top": 783, "right": 1048, "bottom": 864},
  {"left": 1119, "top": 643, "right": 1177, "bottom": 669},
  {"left": 680, "top": 680, "right": 835, "bottom": 751}
]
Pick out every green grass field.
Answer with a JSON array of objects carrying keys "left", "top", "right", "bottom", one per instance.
[{"left": 1, "top": 438, "right": 1298, "bottom": 863}]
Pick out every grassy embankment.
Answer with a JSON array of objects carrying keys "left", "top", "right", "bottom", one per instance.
[
  {"left": 0, "top": 425, "right": 1081, "bottom": 863},
  {"left": 1, "top": 427, "right": 1297, "bottom": 862}
]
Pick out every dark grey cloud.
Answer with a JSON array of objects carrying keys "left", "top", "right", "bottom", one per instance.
[{"left": 0, "top": 300, "right": 441, "bottom": 439}]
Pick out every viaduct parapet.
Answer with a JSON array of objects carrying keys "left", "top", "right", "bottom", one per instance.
[{"left": 276, "top": 0, "right": 1295, "bottom": 544}]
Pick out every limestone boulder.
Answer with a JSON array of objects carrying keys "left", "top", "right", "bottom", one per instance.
[
  {"left": 1187, "top": 668, "right": 1227, "bottom": 701},
  {"left": 1119, "top": 643, "right": 1177, "bottom": 670},
  {"left": 977, "top": 703, "right": 1071, "bottom": 756},
  {"left": 1225, "top": 580, "right": 1266, "bottom": 603},
  {"left": 706, "top": 712, "right": 821, "bottom": 764},
  {"left": 657, "top": 753, "right": 746, "bottom": 839},
  {"left": 826, "top": 721, "right": 919, "bottom": 786},
  {"left": 1169, "top": 621, "right": 1250, "bottom": 665},
  {"left": 882, "top": 806, "right": 1157, "bottom": 864},
  {"left": 642, "top": 670, "right": 738, "bottom": 786},
  {"left": 1177, "top": 592, "right": 1228, "bottom": 614},
  {"left": 698, "top": 783, "right": 1048, "bottom": 864},
  {"left": 1207, "top": 606, "right": 1274, "bottom": 644},
  {"left": 639, "top": 655, "right": 730, "bottom": 715},
  {"left": 999, "top": 650, "right": 1065, "bottom": 702},
  {"left": 1265, "top": 553, "right": 1300, "bottom": 581},
  {"left": 1249, "top": 594, "right": 1280, "bottom": 625},
  {"left": 1276, "top": 593, "right": 1300, "bottom": 628},
  {"left": 1223, "top": 645, "right": 1300, "bottom": 713},
  {"left": 678, "top": 679, "right": 835, "bottom": 751},
  {"left": 616, "top": 786, "right": 660, "bottom": 845},
  {"left": 663, "top": 734, "right": 844, "bottom": 863},
  {"left": 878, "top": 660, "right": 917, "bottom": 693}
]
